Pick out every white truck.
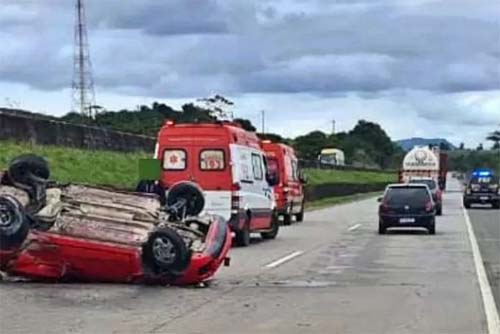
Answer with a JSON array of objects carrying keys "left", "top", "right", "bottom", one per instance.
[{"left": 399, "top": 146, "right": 448, "bottom": 190}]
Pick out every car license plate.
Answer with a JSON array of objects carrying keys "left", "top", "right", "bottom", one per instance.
[
  {"left": 400, "top": 217, "right": 415, "bottom": 223},
  {"left": 480, "top": 196, "right": 489, "bottom": 200}
]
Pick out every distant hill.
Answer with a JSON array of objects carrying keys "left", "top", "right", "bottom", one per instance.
[{"left": 396, "top": 137, "right": 456, "bottom": 151}]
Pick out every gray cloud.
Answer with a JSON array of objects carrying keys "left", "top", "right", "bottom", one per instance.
[{"left": 0, "top": 0, "right": 498, "bottom": 98}]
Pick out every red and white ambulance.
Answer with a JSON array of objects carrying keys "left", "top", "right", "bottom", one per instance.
[
  {"left": 155, "top": 121, "right": 279, "bottom": 247},
  {"left": 261, "top": 141, "right": 306, "bottom": 225}
]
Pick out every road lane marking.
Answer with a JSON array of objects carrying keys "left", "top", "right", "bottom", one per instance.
[
  {"left": 462, "top": 206, "right": 500, "bottom": 334},
  {"left": 348, "top": 223, "right": 361, "bottom": 231},
  {"left": 265, "top": 251, "right": 304, "bottom": 269}
]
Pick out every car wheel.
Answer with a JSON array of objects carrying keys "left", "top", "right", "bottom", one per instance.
[
  {"left": 8, "top": 154, "right": 50, "bottom": 188},
  {"left": 428, "top": 220, "right": 436, "bottom": 235},
  {"left": 0, "top": 195, "right": 30, "bottom": 250},
  {"left": 378, "top": 221, "right": 386, "bottom": 234},
  {"left": 492, "top": 201, "right": 500, "bottom": 209},
  {"left": 235, "top": 217, "right": 251, "bottom": 247},
  {"left": 261, "top": 212, "right": 279, "bottom": 240},
  {"left": 436, "top": 205, "right": 442, "bottom": 216},
  {"left": 295, "top": 203, "right": 305, "bottom": 222},
  {"left": 283, "top": 213, "right": 292, "bottom": 226},
  {"left": 143, "top": 227, "right": 191, "bottom": 275},
  {"left": 463, "top": 200, "right": 471, "bottom": 209}
]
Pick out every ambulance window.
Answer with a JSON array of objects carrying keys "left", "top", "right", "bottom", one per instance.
[
  {"left": 200, "top": 150, "right": 225, "bottom": 171},
  {"left": 252, "top": 153, "right": 263, "bottom": 180},
  {"left": 163, "top": 149, "right": 186, "bottom": 170},
  {"left": 292, "top": 160, "right": 299, "bottom": 181}
]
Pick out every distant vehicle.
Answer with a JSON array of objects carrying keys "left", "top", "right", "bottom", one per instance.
[
  {"left": 409, "top": 176, "right": 443, "bottom": 215},
  {"left": 318, "top": 148, "right": 345, "bottom": 166},
  {"left": 154, "top": 120, "right": 279, "bottom": 247},
  {"left": 378, "top": 184, "right": 436, "bottom": 234},
  {"left": 399, "top": 146, "right": 448, "bottom": 190},
  {"left": 261, "top": 141, "right": 306, "bottom": 225},
  {"left": 463, "top": 169, "right": 499, "bottom": 209}
]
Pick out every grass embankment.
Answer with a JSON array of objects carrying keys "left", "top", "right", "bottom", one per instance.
[
  {"left": 304, "top": 168, "right": 395, "bottom": 185},
  {"left": 0, "top": 141, "right": 395, "bottom": 207},
  {"left": 0, "top": 141, "right": 148, "bottom": 189}
]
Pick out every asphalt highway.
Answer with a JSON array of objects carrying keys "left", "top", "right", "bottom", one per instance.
[
  {"left": 0, "top": 178, "right": 496, "bottom": 334},
  {"left": 468, "top": 203, "right": 500, "bottom": 313}
]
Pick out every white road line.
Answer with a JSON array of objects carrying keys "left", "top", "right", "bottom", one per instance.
[
  {"left": 265, "top": 251, "right": 304, "bottom": 269},
  {"left": 462, "top": 206, "right": 500, "bottom": 334},
  {"left": 348, "top": 223, "right": 361, "bottom": 231}
]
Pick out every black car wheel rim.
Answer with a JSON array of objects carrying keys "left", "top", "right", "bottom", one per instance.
[
  {"left": 0, "top": 203, "right": 14, "bottom": 227},
  {"left": 152, "top": 236, "right": 177, "bottom": 265}
]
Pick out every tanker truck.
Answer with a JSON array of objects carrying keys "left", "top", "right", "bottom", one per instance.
[{"left": 398, "top": 146, "right": 448, "bottom": 190}]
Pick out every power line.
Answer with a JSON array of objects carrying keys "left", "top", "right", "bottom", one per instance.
[{"left": 71, "top": 0, "right": 97, "bottom": 118}]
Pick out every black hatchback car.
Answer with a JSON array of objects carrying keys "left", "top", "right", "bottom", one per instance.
[
  {"left": 463, "top": 170, "right": 500, "bottom": 209},
  {"left": 378, "top": 184, "right": 436, "bottom": 234}
]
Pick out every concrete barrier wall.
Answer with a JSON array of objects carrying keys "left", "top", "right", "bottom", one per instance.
[{"left": 0, "top": 113, "right": 155, "bottom": 153}]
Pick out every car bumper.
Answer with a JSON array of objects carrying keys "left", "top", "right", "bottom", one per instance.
[
  {"left": 380, "top": 213, "right": 434, "bottom": 228},
  {"left": 463, "top": 193, "right": 500, "bottom": 204}
]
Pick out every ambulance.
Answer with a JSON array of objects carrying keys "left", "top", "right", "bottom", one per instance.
[
  {"left": 261, "top": 141, "right": 306, "bottom": 225},
  {"left": 155, "top": 121, "right": 279, "bottom": 247}
]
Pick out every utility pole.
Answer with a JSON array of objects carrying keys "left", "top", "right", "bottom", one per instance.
[
  {"left": 72, "top": 0, "right": 97, "bottom": 118},
  {"left": 261, "top": 110, "right": 266, "bottom": 133},
  {"left": 331, "top": 119, "right": 336, "bottom": 135}
]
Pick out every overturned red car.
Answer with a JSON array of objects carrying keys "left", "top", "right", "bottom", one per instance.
[{"left": 0, "top": 155, "right": 231, "bottom": 285}]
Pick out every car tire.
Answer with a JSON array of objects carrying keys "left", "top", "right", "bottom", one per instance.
[
  {"left": 283, "top": 213, "right": 292, "bottom": 226},
  {"left": 261, "top": 212, "right": 279, "bottom": 240},
  {"left": 295, "top": 203, "right": 305, "bottom": 222},
  {"left": 8, "top": 154, "right": 50, "bottom": 188},
  {"left": 492, "top": 201, "right": 500, "bottom": 209},
  {"left": 142, "top": 227, "right": 191, "bottom": 275},
  {"left": 463, "top": 200, "right": 471, "bottom": 209},
  {"left": 378, "top": 221, "right": 386, "bottom": 234},
  {"left": 235, "top": 217, "right": 251, "bottom": 247},
  {"left": 0, "top": 195, "right": 30, "bottom": 250},
  {"left": 428, "top": 219, "right": 436, "bottom": 235}
]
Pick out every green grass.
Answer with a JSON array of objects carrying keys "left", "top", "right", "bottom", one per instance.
[
  {"left": 0, "top": 141, "right": 396, "bottom": 194},
  {"left": 305, "top": 191, "right": 382, "bottom": 210},
  {"left": 304, "top": 168, "right": 396, "bottom": 186},
  {"left": 0, "top": 141, "right": 149, "bottom": 189}
]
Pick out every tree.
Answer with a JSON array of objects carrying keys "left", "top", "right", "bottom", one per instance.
[
  {"left": 234, "top": 118, "right": 256, "bottom": 132},
  {"left": 343, "top": 120, "right": 394, "bottom": 168},
  {"left": 196, "top": 94, "right": 234, "bottom": 120},
  {"left": 486, "top": 130, "right": 500, "bottom": 149},
  {"left": 477, "top": 143, "right": 484, "bottom": 151}
]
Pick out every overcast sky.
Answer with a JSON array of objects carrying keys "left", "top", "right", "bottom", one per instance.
[{"left": 1, "top": 0, "right": 499, "bottom": 147}]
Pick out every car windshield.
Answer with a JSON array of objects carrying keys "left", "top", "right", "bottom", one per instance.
[
  {"left": 385, "top": 187, "right": 430, "bottom": 206},
  {"left": 267, "top": 157, "right": 279, "bottom": 174},
  {"left": 411, "top": 179, "right": 436, "bottom": 190}
]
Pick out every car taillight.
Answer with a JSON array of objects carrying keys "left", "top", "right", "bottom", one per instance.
[
  {"left": 231, "top": 182, "right": 241, "bottom": 191},
  {"left": 380, "top": 202, "right": 389, "bottom": 213},
  {"left": 425, "top": 201, "right": 433, "bottom": 212}
]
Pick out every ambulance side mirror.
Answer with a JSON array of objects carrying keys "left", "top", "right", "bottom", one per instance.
[{"left": 266, "top": 171, "right": 279, "bottom": 187}]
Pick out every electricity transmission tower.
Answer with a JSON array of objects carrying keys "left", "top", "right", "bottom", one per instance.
[{"left": 72, "top": 0, "right": 97, "bottom": 118}]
